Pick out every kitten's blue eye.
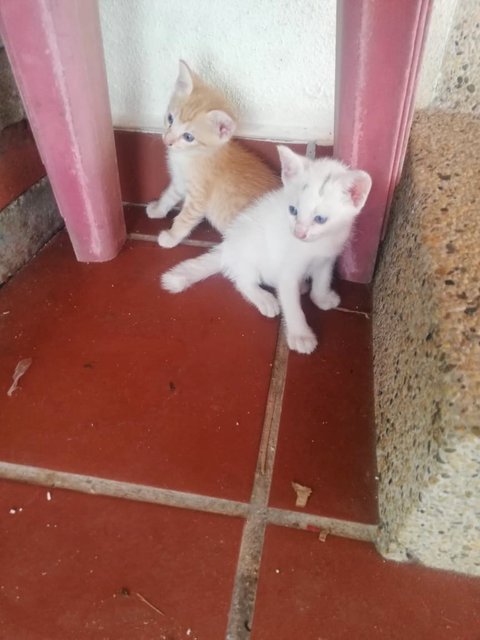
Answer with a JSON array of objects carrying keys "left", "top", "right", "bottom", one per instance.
[
  {"left": 183, "top": 132, "right": 195, "bottom": 142},
  {"left": 314, "top": 215, "right": 328, "bottom": 224},
  {"left": 289, "top": 205, "right": 298, "bottom": 216},
  {"left": 167, "top": 113, "right": 174, "bottom": 125}
]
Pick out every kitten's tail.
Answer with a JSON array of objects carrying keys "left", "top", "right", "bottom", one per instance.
[{"left": 161, "top": 248, "right": 222, "bottom": 293}]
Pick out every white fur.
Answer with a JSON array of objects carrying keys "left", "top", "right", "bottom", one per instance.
[{"left": 162, "top": 147, "right": 371, "bottom": 354}]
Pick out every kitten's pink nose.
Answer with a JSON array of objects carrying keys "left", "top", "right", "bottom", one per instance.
[
  {"left": 163, "top": 132, "right": 175, "bottom": 146},
  {"left": 294, "top": 225, "right": 307, "bottom": 240}
]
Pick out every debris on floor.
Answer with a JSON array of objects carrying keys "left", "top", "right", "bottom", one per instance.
[
  {"left": 8, "top": 506, "right": 23, "bottom": 514},
  {"left": 291, "top": 482, "right": 312, "bottom": 507},
  {"left": 135, "top": 592, "right": 166, "bottom": 617},
  {"left": 318, "top": 529, "right": 329, "bottom": 542},
  {"left": 7, "top": 357, "right": 32, "bottom": 396}
]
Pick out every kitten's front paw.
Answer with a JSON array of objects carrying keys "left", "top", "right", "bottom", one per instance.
[
  {"left": 311, "top": 289, "right": 340, "bottom": 311},
  {"left": 161, "top": 270, "right": 188, "bottom": 293},
  {"left": 146, "top": 200, "right": 169, "bottom": 219},
  {"left": 287, "top": 327, "right": 318, "bottom": 354},
  {"left": 255, "top": 290, "right": 281, "bottom": 318},
  {"left": 158, "top": 230, "right": 180, "bottom": 248}
]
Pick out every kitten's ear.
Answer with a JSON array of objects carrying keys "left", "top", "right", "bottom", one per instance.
[
  {"left": 175, "top": 60, "right": 194, "bottom": 96},
  {"left": 344, "top": 170, "right": 372, "bottom": 210},
  {"left": 207, "top": 110, "right": 236, "bottom": 140},
  {"left": 277, "top": 145, "right": 307, "bottom": 182}
]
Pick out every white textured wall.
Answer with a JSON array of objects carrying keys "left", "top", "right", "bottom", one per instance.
[
  {"left": 99, "top": 1, "right": 459, "bottom": 143},
  {"left": 416, "top": 0, "right": 459, "bottom": 108},
  {"left": 99, "top": 0, "right": 336, "bottom": 143}
]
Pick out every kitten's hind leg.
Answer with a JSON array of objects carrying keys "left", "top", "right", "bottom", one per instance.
[
  {"left": 235, "top": 278, "right": 280, "bottom": 318},
  {"left": 146, "top": 183, "right": 183, "bottom": 219},
  {"left": 310, "top": 259, "right": 340, "bottom": 310},
  {"left": 161, "top": 249, "right": 221, "bottom": 293}
]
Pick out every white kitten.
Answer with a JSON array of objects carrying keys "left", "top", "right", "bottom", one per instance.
[{"left": 161, "top": 146, "right": 371, "bottom": 354}]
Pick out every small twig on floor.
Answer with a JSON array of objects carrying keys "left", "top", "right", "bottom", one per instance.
[
  {"left": 441, "top": 616, "right": 459, "bottom": 625},
  {"left": 135, "top": 592, "right": 166, "bottom": 616},
  {"left": 335, "top": 306, "right": 371, "bottom": 319}
]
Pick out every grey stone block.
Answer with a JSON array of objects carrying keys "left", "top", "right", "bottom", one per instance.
[
  {"left": 0, "top": 46, "right": 25, "bottom": 131},
  {"left": 373, "top": 110, "right": 480, "bottom": 576},
  {"left": 0, "top": 178, "right": 64, "bottom": 284}
]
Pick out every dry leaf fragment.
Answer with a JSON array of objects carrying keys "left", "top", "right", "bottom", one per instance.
[
  {"left": 7, "top": 358, "right": 32, "bottom": 396},
  {"left": 318, "top": 529, "right": 329, "bottom": 542},
  {"left": 291, "top": 481, "right": 312, "bottom": 508}
]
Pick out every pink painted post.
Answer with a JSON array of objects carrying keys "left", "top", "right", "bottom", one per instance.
[
  {"left": 334, "top": 0, "right": 432, "bottom": 283},
  {"left": 0, "top": 0, "right": 125, "bottom": 262}
]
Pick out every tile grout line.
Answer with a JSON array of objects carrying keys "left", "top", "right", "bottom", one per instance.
[
  {"left": 225, "top": 330, "right": 290, "bottom": 640},
  {"left": 0, "top": 460, "right": 377, "bottom": 541},
  {"left": 0, "top": 461, "right": 249, "bottom": 518},
  {"left": 123, "top": 201, "right": 150, "bottom": 208},
  {"left": 127, "top": 232, "right": 216, "bottom": 248},
  {"left": 256, "top": 333, "right": 290, "bottom": 479},
  {"left": 125, "top": 202, "right": 216, "bottom": 247},
  {"left": 123, "top": 201, "right": 180, "bottom": 209},
  {"left": 266, "top": 507, "right": 377, "bottom": 542}
]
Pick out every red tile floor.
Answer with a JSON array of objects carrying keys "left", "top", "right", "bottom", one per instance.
[{"left": 1, "top": 207, "right": 479, "bottom": 639}]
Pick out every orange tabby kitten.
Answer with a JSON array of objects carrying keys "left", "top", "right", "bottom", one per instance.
[{"left": 146, "top": 60, "right": 280, "bottom": 247}]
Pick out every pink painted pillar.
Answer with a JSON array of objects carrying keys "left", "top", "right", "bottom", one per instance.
[
  {"left": 0, "top": 0, "right": 125, "bottom": 262},
  {"left": 335, "top": 0, "right": 432, "bottom": 283}
]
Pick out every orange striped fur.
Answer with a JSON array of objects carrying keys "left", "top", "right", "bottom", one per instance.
[{"left": 146, "top": 61, "right": 279, "bottom": 248}]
